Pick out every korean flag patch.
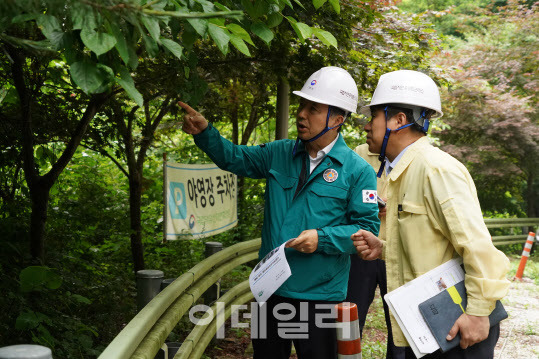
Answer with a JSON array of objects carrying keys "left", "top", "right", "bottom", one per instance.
[{"left": 362, "top": 190, "right": 377, "bottom": 204}]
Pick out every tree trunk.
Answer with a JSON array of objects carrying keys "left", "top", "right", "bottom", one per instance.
[
  {"left": 116, "top": 99, "right": 171, "bottom": 272},
  {"left": 241, "top": 103, "right": 260, "bottom": 146},
  {"left": 8, "top": 43, "right": 109, "bottom": 262},
  {"left": 29, "top": 182, "right": 50, "bottom": 261},
  {"left": 129, "top": 171, "right": 145, "bottom": 272},
  {"left": 275, "top": 77, "right": 290, "bottom": 140}
]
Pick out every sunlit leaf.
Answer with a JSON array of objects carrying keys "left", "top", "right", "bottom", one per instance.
[
  {"left": 328, "top": 0, "right": 340, "bottom": 14},
  {"left": 226, "top": 24, "right": 255, "bottom": 46},
  {"left": 161, "top": 38, "right": 183, "bottom": 60},
  {"left": 313, "top": 28, "right": 338, "bottom": 48},
  {"left": 208, "top": 23, "right": 230, "bottom": 55},
  {"left": 186, "top": 18, "right": 208, "bottom": 36},
  {"left": 313, "top": 0, "right": 327, "bottom": 10},
  {"left": 286, "top": 17, "right": 312, "bottom": 42},
  {"left": 251, "top": 22, "right": 273, "bottom": 45},
  {"left": 230, "top": 34, "right": 251, "bottom": 56},
  {"left": 141, "top": 16, "right": 161, "bottom": 43}
]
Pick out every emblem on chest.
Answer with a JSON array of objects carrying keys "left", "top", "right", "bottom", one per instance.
[{"left": 323, "top": 169, "right": 338, "bottom": 183}]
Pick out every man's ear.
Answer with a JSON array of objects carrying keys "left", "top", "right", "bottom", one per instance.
[
  {"left": 394, "top": 112, "right": 408, "bottom": 127},
  {"left": 331, "top": 115, "right": 345, "bottom": 128}
]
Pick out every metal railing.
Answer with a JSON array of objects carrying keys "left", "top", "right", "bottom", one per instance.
[
  {"left": 98, "top": 238, "right": 261, "bottom": 359},
  {"left": 486, "top": 218, "right": 539, "bottom": 246}
]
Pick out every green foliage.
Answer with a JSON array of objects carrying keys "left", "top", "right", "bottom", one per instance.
[
  {"left": 361, "top": 290, "right": 388, "bottom": 358},
  {"left": 19, "top": 266, "right": 62, "bottom": 292},
  {"left": 432, "top": 2, "right": 539, "bottom": 216},
  {"left": 2, "top": 0, "right": 535, "bottom": 357},
  {"left": 3, "top": 260, "right": 103, "bottom": 357},
  {"left": 0, "top": 145, "right": 213, "bottom": 356},
  {"left": 399, "top": 0, "right": 494, "bottom": 37}
]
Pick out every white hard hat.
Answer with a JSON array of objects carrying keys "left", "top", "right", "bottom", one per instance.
[
  {"left": 293, "top": 66, "right": 358, "bottom": 113},
  {"left": 360, "top": 70, "right": 443, "bottom": 118}
]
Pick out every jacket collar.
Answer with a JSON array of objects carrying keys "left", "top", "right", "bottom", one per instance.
[
  {"left": 293, "top": 133, "right": 348, "bottom": 165},
  {"left": 387, "top": 136, "right": 430, "bottom": 181}
]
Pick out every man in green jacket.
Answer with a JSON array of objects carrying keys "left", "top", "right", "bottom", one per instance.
[{"left": 179, "top": 66, "right": 380, "bottom": 359}]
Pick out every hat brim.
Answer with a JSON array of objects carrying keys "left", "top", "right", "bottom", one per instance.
[
  {"left": 359, "top": 102, "right": 443, "bottom": 118},
  {"left": 292, "top": 90, "right": 357, "bottom": 113}
]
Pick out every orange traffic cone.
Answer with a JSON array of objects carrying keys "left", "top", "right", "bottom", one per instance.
[
  {"left": 335, "top": 302, "right": 361, "bottom": 359},
  {"left": 514, "top": 232, "right": 535, "bottom": 281}
]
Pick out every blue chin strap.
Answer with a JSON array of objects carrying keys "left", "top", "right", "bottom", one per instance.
[
  {"left": 293, "top": 106, "right": 345, "bottom": 156},
  {"left": 376, "top": 106, "right": 429, "bottom": 177}
]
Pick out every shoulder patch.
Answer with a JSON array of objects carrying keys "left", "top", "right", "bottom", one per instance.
[{"left": 362, "top": 190, "right": 377, "bottom": 204}]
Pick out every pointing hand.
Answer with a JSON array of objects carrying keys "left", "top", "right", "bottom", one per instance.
[{"left": 178, "top": 101, "right": 208, "bottom": 135}]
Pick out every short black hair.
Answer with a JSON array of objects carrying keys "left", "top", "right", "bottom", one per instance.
[
  {"left": 330, "top": 106, "right": 348, "bottom": 132},
  {"left": 330, "top": 106, "right": 347, "bottom": 119}
]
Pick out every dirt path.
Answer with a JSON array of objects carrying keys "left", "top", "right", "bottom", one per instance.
[{"left": 495, "top": 279, "right": 539, "bottom": 359}]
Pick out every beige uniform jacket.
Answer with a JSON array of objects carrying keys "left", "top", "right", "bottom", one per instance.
[{"left": 354, "top": 138, "right": 510, "bottom": 346}]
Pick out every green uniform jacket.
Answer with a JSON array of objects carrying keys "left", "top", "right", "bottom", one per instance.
[{"left": 194, "top": 124, "right": 380, "bottom": 301}]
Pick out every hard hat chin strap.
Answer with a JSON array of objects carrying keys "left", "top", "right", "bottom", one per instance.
[
  {"left": 292, "top": 106, "right": 347, "bottom": 156},
  {"left": 305, "top": 106, "right": 346, "bottom": 143},
  {"left": 421, "top": 117, "right": 430, "bottom": 133},
  {"left": 376, "top": 105, "right": 414, "bottom": 178}
]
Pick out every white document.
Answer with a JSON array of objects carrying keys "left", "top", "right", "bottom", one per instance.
[
  {"left": 384, "top": 258, "right": 465, "bottom": 358},
  {"left": 249, "top": 240, "right": 293, "bottom": 302}
]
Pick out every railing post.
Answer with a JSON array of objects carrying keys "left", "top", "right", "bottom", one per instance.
[
  {"left": 137, "top": 269, "right": 164, "bottom": 311},
  {"left": 0, "top": 345, "right": 52, "bottom": 359},
  {"left": 203, "top": 242, "right": 223, "bottom": 305}
]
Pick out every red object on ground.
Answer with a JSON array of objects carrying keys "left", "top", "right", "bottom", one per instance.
[
  {"left": 335, "top": 302, "right": 362, "bottom": 358},
  {"left": 514, "top": 232, "right": 535, "bottom": 281}
]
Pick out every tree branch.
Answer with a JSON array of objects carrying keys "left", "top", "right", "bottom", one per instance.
[
  {"left": 81, "top": 144, "right": 129, "bottom": 178},
  {"left": 241, "top": 99, "right": 260, "bottom": 146},
  {"left": 42, "top": 92, "right": 110, "bottom": 188},
  {"left": 137, "top": 97, "right": 171, "bottom": 169}
]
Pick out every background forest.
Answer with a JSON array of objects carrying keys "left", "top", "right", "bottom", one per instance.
[{"left": 0, "top": 0, "right": 537, "bottom": 357}]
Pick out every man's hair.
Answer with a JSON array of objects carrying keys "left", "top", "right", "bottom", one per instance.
[
  {"left": 370, "top": 104, "right": 435, "bottom": 133},
  {"left": 330, "top": 106, "right": 347, "bottom": 119},
  {"left": 330, "top": 106, "right": 348, "bottom": 132}
]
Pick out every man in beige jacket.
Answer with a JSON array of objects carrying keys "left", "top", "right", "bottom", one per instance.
[{"left": 352, "top": 70, "right": 510, "bottom": 359}]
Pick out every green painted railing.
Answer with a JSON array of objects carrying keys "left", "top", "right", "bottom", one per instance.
[
  {"left": 486, "top": 218, "right": 539, "bottom": 246},
  {"left": 98, "top": 238, "right": 261, "bottom": 359}
]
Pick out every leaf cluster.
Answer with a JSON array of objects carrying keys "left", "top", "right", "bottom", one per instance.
[{"left": 432, "top": 1, "right": 539, "bottom": 215}]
